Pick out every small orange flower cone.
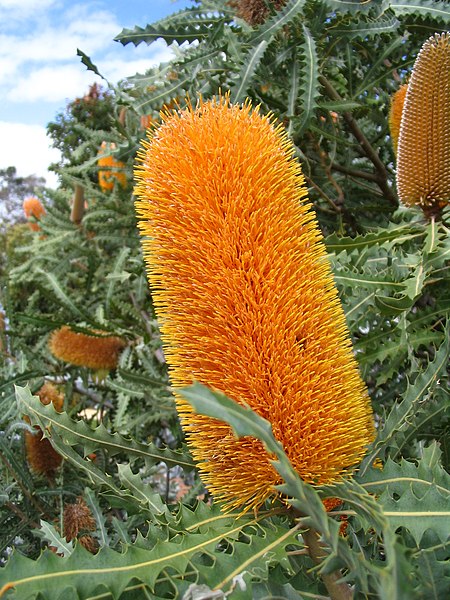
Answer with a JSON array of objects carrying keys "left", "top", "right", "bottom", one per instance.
[
  {"left": 63, "top": 497, "right": 98, "bottom": 553},
  {"left": 25, "top": 383, "right": 64, "bottom": 478},
  {"left": 49, "top": 326, "right": 125, "bottom": 370},
  {"left": 388, "top": 84, "right": 408, "bottom": 156},
  {"left": 135, "top": 96, "right": 374, "bottom": 511},
  {"left": 397, "top": 33, "right": 450, "bottom": 216},
  {"left": 23, "top": 196, "right": 45, "bottom": 231},
  {"left": 98, "top": 142, "right": 127, "bottom": 192}
]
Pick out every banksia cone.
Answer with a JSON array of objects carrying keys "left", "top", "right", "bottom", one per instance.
[
  {"left": 63, "top": 497, "right": 98, "bottom": 553},
  {"left": 228, "top": 0, "right": 286, "bottom": 25},
  {"left": 98, "top": 142, "right": 127, "bottom": 192},
  {"left": 388, "top": 84, "right": 408, "bottom": 155},
  {"left": 25, "top": 383, "right": 64, "bottom": 478},
  {"left": 397, "top": 33, "right": 450, "bottom": 216},
  {"left": 49, "top": 326, "right": 125, "bottom": 370},
  {"left": 135, "top": 96, "right": 374, "bottom": 511},
  {"left": 23, "top": 196, "right": 45, "bottom": 231}
]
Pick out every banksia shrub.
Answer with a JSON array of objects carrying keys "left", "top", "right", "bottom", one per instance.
[
  {"left": 397, "top": 33, "right": 450, "bottom": 216},
  {"left": 135, "top": 97, "right": 374, "bottom": 511},
  {"left": 97, "top": 142, "right": 127, "bottom": 192},
  {"left": 388, "top": 84, "right": 408, "bottom": 155},
  {"left": 48, "top": 326, "right": 125, "bottom": 370},
  {"left": 63, "top": 497, "right": 98, "bottom": 553},
  {"left": 23, "top": 196, "right": 45, "bottom": 231},
  {"left": 228, "top": 0, "right": 286, "bottom": 25},
  {"left": 24, "top": 383, "right": 64, "bottom": 478}
]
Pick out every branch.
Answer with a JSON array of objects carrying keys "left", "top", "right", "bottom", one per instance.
[
  {"left": 302, "top": 527, "right": 354, "bottom": 600},
  {"left": 318, "top": 76, "right": 397, "bottom": 207}
]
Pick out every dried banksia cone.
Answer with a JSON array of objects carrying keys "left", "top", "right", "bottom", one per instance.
[
  {"left": 25, "top": 383, "right": 64, "bottom": 478},
  {"left": 397, "top": 33, "right": 450, "bottom": 217},
  {"left": 49, "top": 326, "right": 125, "bottom": 370},
  {"left": 228, "top": 0, "right": 286, "bottom": 25},
  {"left": 63, "top": 497, "right": 98, "bottom": 553},
  {"left": 23, "top": 196, "right": 45, "bottom": 231},
  {"left": 98, "top": 142, "right": 127, "bottom": 192},
  {"left": 135, "top": 96, "right": 374, "bottom": 511},
  {"left": 388, "top": 84, "right": 408, "bottom": 155}
]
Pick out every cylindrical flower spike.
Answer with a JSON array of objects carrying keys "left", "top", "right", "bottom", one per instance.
[
  {"left": 49, "top": 326, "right": 125, "bottom": 370},
  {"left": 135, "top": 96, "right": 374, "bottom": 511},
  {"left": 98, "top": 142, "right": 127, "bottom": 192},
  {"left": 397, "top": 33, "right": 450, "bottom": 216},
  {"left": 388, "top": 84, "right": 408, "bottom": 156},
  {"left": 23, "top": 196, "right": 45, "bottom": 231}
]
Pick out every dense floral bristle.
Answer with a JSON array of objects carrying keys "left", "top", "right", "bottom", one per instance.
[
  {"left": 49, "top": 326, "right": 125, "bottom": 370},
  {"left": 134, "top": 96, "right": 374, "bottom": 511},
  {"left": 98, "top": 142, "right": 127, "bottom": 192},
  {"left": 397, "top": 33, "right": 450, "bottom": 215},
  {"left": 228, "top": 0, "right": 286, "bottom": 25},
  {"left": 24, "top": 383, "right": 64, "bottom": 478},
  {"left": 389, "top": 84, "right": 408, "bottom": 156},
  {"left": 23, "top": 196, "right": 45, "bottom": 231},
  {"left": 63, "top": 497, "right": 98, "bottom": 553}
]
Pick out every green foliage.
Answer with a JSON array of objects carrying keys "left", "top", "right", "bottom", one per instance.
[{"left": 1, "top": 0, "right": 449, "bottom": 598}]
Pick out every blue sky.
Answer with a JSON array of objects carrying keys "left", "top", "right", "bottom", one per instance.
[{"left": 0, "top": 0, "right": 193, "bottom": 186}]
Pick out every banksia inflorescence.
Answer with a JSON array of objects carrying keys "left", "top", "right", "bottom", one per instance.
[
  {"left": 388, "top": 84, "right": 408, "bottom": 156},
  {"left": 23, "top": 196, "right": 45, "bottom": 231},
  {"left": 49, "top": 326, "right": 125, "bottom": 370},
  {"left": 135, "top": 96, "right": 374, "bottom": 511},
  {"left": 63, "top": 497, "right": 98, "bottom": 553},
  {"left": 397, "top": 33, "right": 450, "bottom": 217},
  {"left": 24, "top": 383, "right": 64, "bottom": 478},
  {"left": 98, "top": 142, "right": 127, "bottom": 192},
  {"left": 228, "top": 0, "right": 286, "bottom": 25}
]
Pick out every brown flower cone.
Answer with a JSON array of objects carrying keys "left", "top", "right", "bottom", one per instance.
[
  {"left": 48, "top": 326, "right": 125, "bottom": 370},
  {"left": 135, "top": 96, "right": 374, "bottom": 511},
  {"left": 228, "top": 0, "right": 287, "bottom": 25},
  {"left": 63, "top": 497, "right": 98, "bottom": 554},
  {"left": 24, "top": 383, "right": 64, "bottom": 478},
  {"left": 397, "top": 33, "right": 450, "bottom": 216}
]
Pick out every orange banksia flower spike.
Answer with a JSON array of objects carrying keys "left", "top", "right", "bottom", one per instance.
[
  {"left": 23, "top": 196, "right": 45, "bottom": 231},
  {"left": 24, "top": 383, "right": 64, "bottom": 479},
  {"left": 135, "top": 96, "right": 374, "bottom": 511},
  {"left": 397, "top": 33, "right": 450, "bottom": 217},
  {"left": 388, "top": 84, "right": 408, "bottom": 156},
  {"left": 97, "top": 142, "right": 127, "bottom": 192},
  {"left": 49, "top": 326, "right": 125, "bottom": 370}
]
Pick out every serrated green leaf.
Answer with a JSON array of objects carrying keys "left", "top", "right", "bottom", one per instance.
[
  {"left": 232, "top": 40, "right": 269, "bottom": 102},
  {"left": 251, "top": 0, "right": 307, "bottom": 45},
  {"left": 389, "top": 0, "right": 450, "bottom": 22},
  {"left": 330, "top": 14, "right": 400, "bottom": 39},
  {"left": 326, "top": 224, "right": 424, "bottom": 253},
  {"left": 16, "top": 385, "right": 194, "bottom": 471},
  {"left": 360, "top": 327, "right": 450, "bottom": 473},
  {"left": 298, "top": 25, "right": 320, "bottom": 132},
  {"left": 36, "top": 520, "right": 73, "bottom": 557},
  {"left": 117, "top": 464, "right": 167, "bottom": 516}
]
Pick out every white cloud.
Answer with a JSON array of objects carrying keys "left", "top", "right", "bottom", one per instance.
[
  {"left": 0, "top": 121, "right": 60, "bottom": 188},
  {"left": 8, "top": 65, "right": 97, "bottom": 103}
]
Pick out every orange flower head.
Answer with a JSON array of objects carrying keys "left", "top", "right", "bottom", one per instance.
[
  {"left": 397, "top": 33, "right": 450, "bottom": 216},
  {"left": 97, "top": 142, "right": 127, "bottom": 192},
  {"left": 23, "top": 196, "right": 45, "bottom": 231},
  {"left": 134, "top": 96, "right": 374, "bottom": 511},
  {"left": 48, "top": 326, "right": 125, "bottom": 370},
  {"left": 388, "top": 84, "right": 408, "bottom": 155},
  {"left": 25, "top": 382, "right": 64, "bottom": 478}
]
